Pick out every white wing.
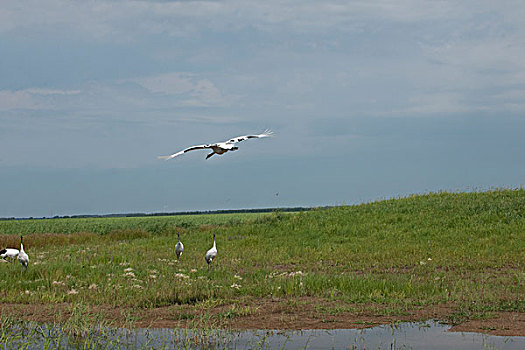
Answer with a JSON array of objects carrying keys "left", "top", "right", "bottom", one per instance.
[
  {"left": 18, "top": 251, "right": 29, "bottom": 267},
  {"left": 205, "top": 247, "right": 217, "bottom": 262},
  {"left": 158, "top": 144, "right": 213, "bottom": 160},
  {"left": 226, "top": 129, "right": 274, "bottom": 144}
]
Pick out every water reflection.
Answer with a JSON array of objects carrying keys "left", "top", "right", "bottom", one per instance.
[{"left": 1, "top": 320, "right": 523, "bottom": 349}]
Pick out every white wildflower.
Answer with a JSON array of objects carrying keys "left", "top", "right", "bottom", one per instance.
[
  {"left": 123, "top": 272, "right": 136, "bottom": 278},
  {"left": 132, "top": 284, "right": 143, "bottom": 289},
  {"left": 289, "top": 271, "right": 304, "bottom": 277},
  {"left": 52, "top": 281, "right": 66, "bottom": 286},
  {"left": 230, "top": 283, "right": 241, "bottom": 290},
  {"left": 234, "top": 275, "right": 243, "bottom": 280},
  {"left": 68, "top": 289, "right": 78, "bottom": 295},
  {"left": 190, "top": 269, "right": 197, "bottom": 273},
  {"left": 124, "top": 267, "right": 133, "bottom": 272},
  {"left": 269, "top": 271, "right": 306, "bottom": 279},
  {"left": 174, "top": 273, "right": 189, "bottom": 279},
  {"left": 88, "top": 284, "right": 98, "bottom": 290}
]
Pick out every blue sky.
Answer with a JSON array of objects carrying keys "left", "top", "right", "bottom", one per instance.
[{"left": 1, "top": 1, "right": 524, "bottom": 217}]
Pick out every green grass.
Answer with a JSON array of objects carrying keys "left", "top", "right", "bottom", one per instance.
[
  {"left": 0, "top": 188, "right": 523, "bottom": 323},
  {"left": 0, "top": 212, "right": 274, "bottom": 236}
]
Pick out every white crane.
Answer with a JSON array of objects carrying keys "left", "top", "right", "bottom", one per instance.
[
  {"left": 205, "top": 233, "right": 217, "bottom": 268},
  {"left": 175, "top": 232, "right": 184, "bottom": 261},
  {"left": 1, "top": 248, "right": 19, "bottom": 260},
  {"left": 17, "top": 235, "right": 29, "bottom": 269},
  {"left": 158, "top": 130, "right": 274, "bottom": 160}
]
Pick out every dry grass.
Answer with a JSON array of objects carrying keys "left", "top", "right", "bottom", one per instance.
[{"left": 0, "top": 232, "right": 98, "bottom": 250}]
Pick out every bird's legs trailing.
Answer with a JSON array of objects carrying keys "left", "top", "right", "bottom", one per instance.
[{"left": 206, "top": 152, "right": 216, "bottom": 159}]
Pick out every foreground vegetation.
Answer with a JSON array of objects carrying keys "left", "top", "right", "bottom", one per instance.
[{"left": 0, "top": 189, "right": 523, "bottom": 331}]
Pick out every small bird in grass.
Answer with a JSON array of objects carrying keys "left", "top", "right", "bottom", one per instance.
[
  {"left": 158, "top": 130, "right": 274, "bottom": 160},
  {"left": 17, "top": 235, "right": 29, "bottom": 269},
  {"left": 0, "top": 248, "right": 19, "bottom": 260},
  {"left": 174, "top": 232, "right": 184, "bottom": 261},
  {"left": 205, "top": 233, "right": 217, "bottom": 268}
]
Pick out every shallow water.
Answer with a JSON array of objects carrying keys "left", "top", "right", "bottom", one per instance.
[{"left": 1, "top": 320, "right": 523, "bottom": 349}]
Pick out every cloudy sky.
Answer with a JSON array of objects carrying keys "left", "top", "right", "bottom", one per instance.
[{"left": 1, "top": 0, "right": 524, "bottom": 217}]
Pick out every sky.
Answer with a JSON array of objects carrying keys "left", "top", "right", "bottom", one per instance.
[{"left": 1, "top": 0, "right": 524, "bottom": 217}]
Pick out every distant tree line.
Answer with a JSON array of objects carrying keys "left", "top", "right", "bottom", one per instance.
[{"left": 0, "top": 207, "right": 317, "bottom": 221}]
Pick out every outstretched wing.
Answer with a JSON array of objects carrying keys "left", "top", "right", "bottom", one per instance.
[
  {"left": 226, "top": 129, "right": 274, "bottom": 144},
  {"left": 158, "top": 144, "right": 212, "bottom": 160}
]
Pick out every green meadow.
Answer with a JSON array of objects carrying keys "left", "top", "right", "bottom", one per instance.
[{"left": 0, "top": 189, "right": 523, "bottom": 327}]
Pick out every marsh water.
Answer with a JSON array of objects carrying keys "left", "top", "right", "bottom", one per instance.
[{"left": 1, "top": 320, "right": 523, "bottom": 349}]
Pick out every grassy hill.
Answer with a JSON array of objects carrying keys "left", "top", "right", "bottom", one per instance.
[{"left": 0, "top": 188, "right": 523, "bottom": 329}]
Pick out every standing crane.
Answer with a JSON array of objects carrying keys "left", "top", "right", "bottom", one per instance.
[
  {"left": 205, "top": 233, "right": 217, "bottom": 268},
  {"left": 175, "top": 232, "right": 184, "bottom": 261},
  {"left": 18, "top": 235, "right": 29, "bottom": 269}
]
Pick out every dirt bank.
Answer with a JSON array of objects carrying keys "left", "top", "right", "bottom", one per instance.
[{"left": 1, "top": 299, "right": 523, "bottom": 337}]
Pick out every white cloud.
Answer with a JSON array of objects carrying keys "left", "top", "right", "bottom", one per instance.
[
  {"left": 2, "top": 1, "right": 525, "bottom": 119},
  {"left": 421, "top": 37, "right": 525, "bottom": 87},
  {"left": 0, "top": 76, "right": 240, "bottom": 124},
  {"left": 399, "top": 92, "right": 473, "bottom": 115},
  {"left": 25, "top": 88, "right": 82, "bottom": 96},
  {"left": 0, "top": 88, "right": 82, "bottom": 111},
  {"left": 0, "top": 90, "right": 39, "bottom": 111},
  {"left": 490, "top": 88, "right": 525, "bottom": 113},
  {"left": 134, "top": 73, "right": 198, "bottom": 95},
  {"left": 132, "top": 72, "right": 233, "bottom": 107}
]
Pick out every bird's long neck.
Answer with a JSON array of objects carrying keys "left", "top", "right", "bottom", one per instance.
[
  {"left": 178, "top": 233, "right": 180, "bottom": 243},
  {"left": 212, "top": 238, "right": 216, "bottom": 249},
  {"left": 20, "top": 242, "right": 24, "bottom": 252}
]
